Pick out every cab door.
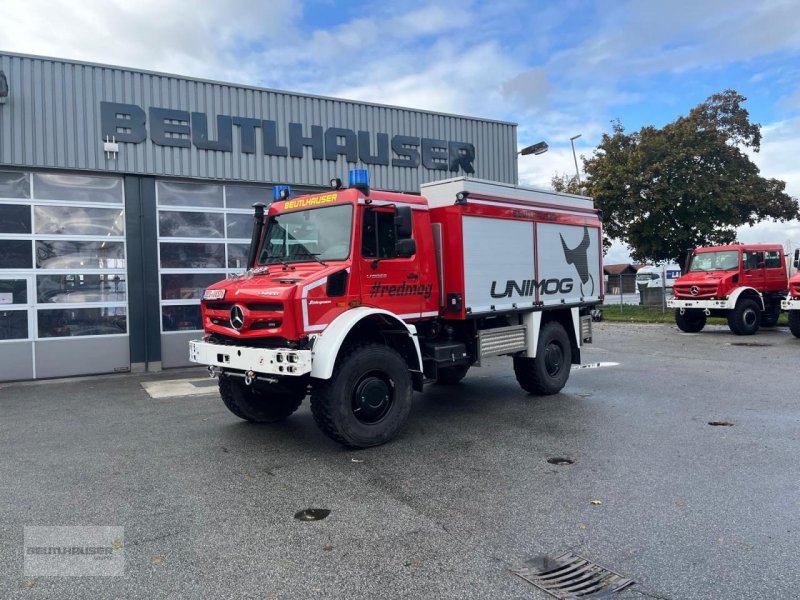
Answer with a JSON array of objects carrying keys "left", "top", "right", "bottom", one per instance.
[
  {"left": 359, "top": 205, "right": 422, "bottom": 319},
  {"left": 742, "top": 249, "right": 765, "bottom": 290}
]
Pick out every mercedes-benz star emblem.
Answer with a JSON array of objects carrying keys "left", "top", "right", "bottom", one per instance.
[
  {"left": 230, "top": 305, "right": 245, "bottom": 330},
  {"left": 690, "top": 286, "right": 699, "bottom": 296}
]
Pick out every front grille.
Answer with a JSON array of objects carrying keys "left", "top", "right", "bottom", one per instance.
[
  {"left": 247, "top": 302, "right": 283, "bottom": 312},
  {"left": 674, "top": 283, "right": 718, "bottom": 298},
  {"left": 207, "top": 302, "right": 233, "bottom": 311},
  {"left": 250, "top": 321, "right": 282, "bottom": 330}
]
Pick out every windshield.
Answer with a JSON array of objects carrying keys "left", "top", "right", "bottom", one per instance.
[
  {"left": 257, "top": 204, "right": 353, "bottom": 265},
  {"left": 689, "top": 250, "right": 739, "bottom": 272}
]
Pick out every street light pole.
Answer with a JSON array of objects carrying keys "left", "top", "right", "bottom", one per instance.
[{"left": 570, "top": 134, "right": 582, "bottom": 185}]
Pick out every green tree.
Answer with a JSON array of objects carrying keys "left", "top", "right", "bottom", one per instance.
[
  {"left": 550, "top": 172, "right": 582, "bottom": 195},
  {"left": 584, "top": 90, "right": 799, "bottom": 270}
]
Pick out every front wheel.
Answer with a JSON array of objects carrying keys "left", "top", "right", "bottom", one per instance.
[
  {"left": 310, "top": 344, "right": 413, "bottom": 448},
  {"left": 789, "top": 311, "right": 800, "bottom": 338},
  {"left": 675, "top": 309, "right": 706, "bottom": 333},
  {"left": 728, "top": 298, "right": 761, "bottom": 335},
  {"left": 513, "top": 320, "right": 572, "bottom": 395},
  {"left": 219, "top": 376, "right": 307, "bottom": 423}
]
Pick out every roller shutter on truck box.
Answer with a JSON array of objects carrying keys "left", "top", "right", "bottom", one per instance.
[{"left": 461, "top": 216, "right": 602, "bottom": 314}]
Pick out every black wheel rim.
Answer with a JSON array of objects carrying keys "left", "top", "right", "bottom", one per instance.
[
  {"left": 544, "top": 342, "right": 564, "bottom": 377},
  {"left": 352, "top": 373, "right": 392, "bottom": 424},
  {"left": 743, "top": 308, "right": 757, "bottom": 327}
]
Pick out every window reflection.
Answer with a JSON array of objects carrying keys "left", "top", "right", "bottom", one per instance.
[
  {"left": 225, "top": 185, "right": 270, "bottom": 210},
  {"left": 161, "top": 273, "right": 225, "bottom": 300},
  {"left": 0, "top": 172, "right": 31, "bottom": 199},
  {"left": 157, "top": 181, "right": 223, "bottom": 208},
  {"left": 0, "top": 279, "right": 28, "bottom": 304},
  {"left": 34, "top": 206, "right": 125, "bottom": 236},
  {"left": 159, "top": 211, "right": 224, "bottom": 238},
  {"left": 37, "top": 274, "right": 126, "bottom": 304},
  {"left": 0, "top": 240, "right": 33, "bottom": 269},
  {"left": 0, "top": 204, "right": 32, "bottom": 234},
  {"left": 159, "top": 243, "right": 224, "bottom": 269},
  {"left": 37, "top": 307, "right": 127, "bottom": 338},
  {"left": 162, "top": 305, "right": 202, "bottom": 331},
  {"left": 226, "top": 213, "right": 252, "bottom": 239},
  {"left": 227, "top": 243, "right": 249, "bottom": 269},
  {"left": 32, "top": 173, "right": 123, "bottom": 203},
  {"left": 0, "top": 310, "right": 28, "bottom": 340},
  {"left": 35, "top": 241, "right": 126, "bottom": 269}
]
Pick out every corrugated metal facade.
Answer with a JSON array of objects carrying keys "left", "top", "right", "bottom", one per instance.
[{"left": 0, "top": 53, "right": 518, "bottom": 191}]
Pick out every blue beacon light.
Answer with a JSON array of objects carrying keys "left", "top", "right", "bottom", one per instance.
[
  {"left": 273, "top": 185, "right": 291, "bottom": 201},
  {"left": 348, "top": 169, "right": 369, "bottom": 190}
]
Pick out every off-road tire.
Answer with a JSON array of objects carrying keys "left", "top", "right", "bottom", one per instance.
[
  {"left": 760, "top": 311, "right": 780, "bottom": 327},
  {"left": 310, "top": 344, "right": 413, "bottom": 448},
  {"left": 789, "top": 311, "right": 800, "bottom": 338},
  {"left": 675, "top": 309, "right": 706, "bottom": 333},
  {"left": 219, "top": 376, "right": 306, "bottom": 423},
  {"left": 728, "top": 298, "right": 761, "bottom": 336},
  {"left": 513, "top": 320, "right": 572, "bottom": 395},
  {"left": 435, "top": 364, "right": 470, "bottom": 385}
]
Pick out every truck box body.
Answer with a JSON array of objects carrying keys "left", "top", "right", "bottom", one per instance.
[{"left": 423, "top": 177, "right": 603, "bottom": 317}]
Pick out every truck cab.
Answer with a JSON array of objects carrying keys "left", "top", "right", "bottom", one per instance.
[{"left": 667, "top": 244, "right": 788, "bottom": 335}]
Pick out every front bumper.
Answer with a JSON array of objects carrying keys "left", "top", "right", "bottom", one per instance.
[
  {"left": 667, "top": 298, "right": 734, "bottom": 310},
  {"left": 782, "top": 298, "right": 800, "bottom": 311},
  {"left": 189, "top": 340, "right": 312, "bottom": 376}
]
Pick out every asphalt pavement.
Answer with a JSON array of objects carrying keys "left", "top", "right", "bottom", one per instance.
[{"left": 1, "top": 322, "right": 799, "bottom": 599}]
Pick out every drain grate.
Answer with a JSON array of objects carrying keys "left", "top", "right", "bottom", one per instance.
[{"left": 513, "top": 552, "right": 634, "bottom": 598}]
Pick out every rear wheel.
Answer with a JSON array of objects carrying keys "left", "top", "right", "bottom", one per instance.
[
  {"left": 728, "top": 298, "right": 761, "bottom": 335},
  {"left": 789, "top": 311, "right": 800, "bottom": 338},
  {"left": 675, "top": 309, "right": 706, "bottom": 333},
  {"left": 760, "top": 310, "right": 780, "bottom": 327},
  {"left": 436, "top": 364, "right": 470, "bottom": 385},
  {"left": 219, "top": 376, "right": 307, "bottom": 423},
  {"left": 513, "top": 320, "right": 572, "bottom": 395},
  {"left": 310, "top": 344, "right": 413, "bottom": 448}
]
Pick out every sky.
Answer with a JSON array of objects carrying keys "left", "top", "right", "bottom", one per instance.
[{"left": 3, "top": 0, "right": 800, "bottom": 263}]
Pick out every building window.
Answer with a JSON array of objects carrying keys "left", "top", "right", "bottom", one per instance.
[{"left": 0, "top": 171, "right": 127, "bottom": 342}]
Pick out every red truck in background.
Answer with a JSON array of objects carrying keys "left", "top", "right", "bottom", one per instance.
[
  {"left": 782, "top": 249, "right": 800, "bottom": 338},
  {"left": 189, "top": 170, "right": 603, "bottom": 447},
  {"left": 667, "top": 244, "right": 788, "bottom": 335}
]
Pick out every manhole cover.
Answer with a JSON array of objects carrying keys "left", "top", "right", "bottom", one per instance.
[
  {"left": 708, "top": 421, "right": 734, "bottom": 427},
  {"left": 729, "top": 342, "right": 772, "bottom": 347},
  {"left": 294, "top": 509, "right": 330, "bottom": 521},
  {"left": 547, "top": 457, "right": 575, "bottom": 466},
  {"left": 513, "top": 552, "right": 634, "bottom": 598}
]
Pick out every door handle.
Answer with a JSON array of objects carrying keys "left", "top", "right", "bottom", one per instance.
[{"left": 407, "top": 273, "right": 419, "bottom": 280}]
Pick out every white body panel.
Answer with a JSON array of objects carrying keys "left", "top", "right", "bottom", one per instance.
[
  {"left": 421, "top": 176, "right": 594, "bottom": 211},
  {"left": 782, "top": 298, "right": 800, "bottom": 310},
  {"left": 309, "top": 307, "right": 423, "bottom": 380},
  {"left": 667, "top": 287, "right": 763, "bottom": 311},
  {"left": 189, "top": 340, "right": 312, "bottom": 376},
  {"left": 460, "top": 216, "right": 602, "bottom": 315}
]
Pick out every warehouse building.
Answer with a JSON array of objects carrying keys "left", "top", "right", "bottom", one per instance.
[{"left": 0, "top": 52, "right": 518, "bottom": 381}]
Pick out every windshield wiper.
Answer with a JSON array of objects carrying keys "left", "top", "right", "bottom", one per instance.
[{"left": 291, "top": 251, "right": 327, "bottom": 266}]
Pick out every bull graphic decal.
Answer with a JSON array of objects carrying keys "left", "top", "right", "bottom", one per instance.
[{"left": 560, "top": 227, "right": 595, "bottom": 296}]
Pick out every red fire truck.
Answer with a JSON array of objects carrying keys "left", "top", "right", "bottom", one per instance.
[
  {"left": 190, "top": 170, "right": 603, "bottom": 447},
  {"left": 782, "top": 249, "right": 800, "bottom": 338},
  {"left": 668, "top": 244, "right": 788, "bottom": 335}
]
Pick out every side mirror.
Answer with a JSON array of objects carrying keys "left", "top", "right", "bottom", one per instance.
[
  {"left": 794, "top": 248, "right": 799, "bottom": 269},
  {"left": 395, "top": 205, "right": 413, "bottom": 239},
  {"left": 395, "top": 238, "right": 416, "bottom": 258}
]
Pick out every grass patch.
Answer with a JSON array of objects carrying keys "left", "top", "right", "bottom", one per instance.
[{"left": 599, "top": 303, "right": 789, "bottom": 325}]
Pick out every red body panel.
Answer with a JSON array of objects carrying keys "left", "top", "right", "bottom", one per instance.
[{"left": 789, "top": 272, "right": 800, "bottom": 299}]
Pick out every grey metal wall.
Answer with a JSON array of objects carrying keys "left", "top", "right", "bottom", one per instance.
[{"left": 0, "top": 53, "right": 518, "bottom": 191}]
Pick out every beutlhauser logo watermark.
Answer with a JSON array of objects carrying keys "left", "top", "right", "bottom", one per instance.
[{"left": 24, "top": 526, "right": 124, "bottom": 576}]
